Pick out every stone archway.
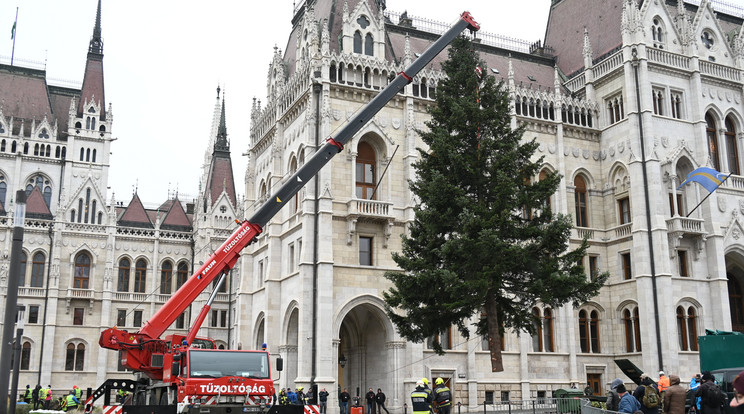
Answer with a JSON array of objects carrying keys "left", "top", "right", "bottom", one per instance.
[
  {"left": 338, "top": 302, "right": 393, "bottom": 404},
  {"left": 725, "top": 250, "right": 744, "bottom": 333}
]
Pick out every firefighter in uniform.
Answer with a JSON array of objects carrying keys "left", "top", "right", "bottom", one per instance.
[
  {"left": 279, "top": 389, "right": 290, "bottom": 405},
  {"left": 411, "top": 380, "right": 433, "bottom": 414},
  {"left": 433, "top": 378, "right": 452, "bottom": 414}
]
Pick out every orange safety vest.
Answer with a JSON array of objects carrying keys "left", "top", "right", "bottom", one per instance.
[{"left": 658, "top": 376, "right": 670, "bottom": 392}]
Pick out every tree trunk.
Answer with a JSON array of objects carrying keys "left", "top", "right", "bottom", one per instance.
[{"left": 485, "top": 294, "right": 504, "bottom": 372}]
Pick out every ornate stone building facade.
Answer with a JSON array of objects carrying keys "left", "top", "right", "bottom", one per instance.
[
  {"left": 242, "top": 0, "right": 744, "bottom": 410},
  {"left": 0, "top": 0, "right": 240, "bottom": 393},
  {"left": 3, "top": 0, "right": 744, "bottom": 412}
]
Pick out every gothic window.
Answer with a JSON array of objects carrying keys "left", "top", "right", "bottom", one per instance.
[
  {"left": 1, "top": 140, "right": 5, "bottom": 151},
  {"left": 359, "top": 236, "right": 373, "bottom": 266},
  {"left": 678, "top": 250, "right": 689, "bottom": 276},
  {"left": 356, "top": 15, "right": 370, "bottom": 29},
  {"left": 11, "top": 141, "right": 16, "bottom": 153},
  {"left": 92, "top": 149, "right": 97, "bottom": 163},
  {"left": 670, "top": 91, "right": 683, "bottom": 119},
  {"left": 38, "top": 128, "right": 49, "bottom": 139},
  {"left": 579, "top": 309, "right": 600, "bottom": 353},
  {"left": 289, "top": 156, "right": 298, "bottom": 214},
  {"left": 177, "top": 261, "right": 189, "bottom": 290},
  {"left": 607, "top": 94, "right": 624, "bottom": 124},
  {"left": 20, "top": 342, "right": 30, "bottom": 370},
  {"left": 531, "top": 307, "right": 554, "bottom": 352},
  {"left": 31, "top": 252, "right": 45, "bottom": 287},
  {"left": 421, "top": 78, "right": 428, "bottom": 98},
  {"left": 652, "top": 88, "right": 664, "bottom": 115},
  {"left": 364, "top": 33, "right": 373, "bottom": 56},
  {"left": 117, "top": 258, "right": 130, "bottom": 292},
  {"left": 160, "top": 261, "right": 173, "bottom": 294},
  {"left": 728, "top": 274, "right": 744, "bottom": 332},
  {"left": 652, "top": 18, "right": 664, "bottom": 48},
  {"left": 725, "top": 116, "right": 740, "bottom": 175},
  {"left": 255, "top": 319, "right": 265, "bottom": 351},
  {"left": 574, "top": 175, "right": 588, "bottom": 227},
  {"left": 356, "top": 142, "right": 377, "bottom": 200},
  {"left": 353, "top": 31, "right": 362, "bottom": 54},
  {"left": 677, "top": 305, "right": 699, "bottom": 351},
  {"left": 0, "top": 176, "right": 6, "bottom": 208},
  {"left": 701, "top": 31, "right": 715, "bottom": 49},
  {"left": 74, "top": 252, "right": 91, "bottom": 289},
  {"left": 330, "top": 63, "right": 337, "bottom": 82},
  {"left": 426, "top": 326, "right": 452, "bottom": 350},
  {"left": 623, "top": 307, "right": 642, "bottom": 352},
  {"left": 45, "top": 144, "right": 50, "bottom": 157},
  {"left": 706, "top": 113, "right": 721, "bottom": 171},
  {"left": 134, "top": 259, "right": 147, "bottom": 293},
  {"left": 65, "top": 342, "right": 85, "bottom": 371},
  {"left": 23, "top": 142, "right": 28, "bottom": 154},
  {"left": 86, "top": 148, "right": 91, "bottom": 162},
  {"left": 34, "top": 143, "right": 39, "bottom": 156},
  {"left": 18, "top": 251, "right": 26, "bottom": 287}
]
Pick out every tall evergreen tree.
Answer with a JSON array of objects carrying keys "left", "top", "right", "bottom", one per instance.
[{"left": 383, "top": 36, "right": 607, "bottom": 372}]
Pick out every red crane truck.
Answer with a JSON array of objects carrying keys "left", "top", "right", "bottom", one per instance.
[{"left": 86, "top": 11, "right": 480, "bottom": 414}]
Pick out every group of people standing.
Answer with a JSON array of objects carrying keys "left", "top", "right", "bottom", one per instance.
[
  {"left": 411, "top": 377, "right": 452, "bottom": 414},
  {"left": 22, "top": 384, "right": 82, "bottom": 411},
  {"left": 336, "top": 387, "right": 390, "bottom": 414},
  {"left": 606, "top": 370, "right": 743, "bottom": 414},
  {"left": 278, "top": 386, "right": 314, "bottom": 406}
]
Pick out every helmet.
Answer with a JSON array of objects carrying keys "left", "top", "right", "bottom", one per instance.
[
  {"left": 298, "top": 387, "right": 304, "bottom": 391},
  {"left": 416, "top": 381, "right": 425, "bottom": 388},
  {"left": 421, "top": 378, "right": 429, "bottom": 385},
  {"left": 435, "top": 378, "right": 444, "bottom": 385}
]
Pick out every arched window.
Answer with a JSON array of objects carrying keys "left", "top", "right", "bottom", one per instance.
[
  {"left": 160, "top": 261, "right": 173, "bottom": 294},
  {"left": 364, "top": 33, "right": 373, "bottom": 56},
  {"left": 706, "top": 113, "right": 721, "bottom": 171},
  {"left": 134, "top": 259, "right": 147, "bottom": 293},
  {"left": 539, "top": 169, "right": 552, "bottom": 211},
  {"left": 353, "top": 31, "right": 362, "bottom": 54},
  {"left": 356, "top": 142, "right": 376, "bottom": 200},
  {"left": 725, "top": 117, "right": 739, "bottom": 175},
  {"left": 0, "top": 177, "right": 6, "bottom": 207},
  {"left": 31, "top": 252, "right": 45, "bottom": 287},
  {"left": 117, "top": 258, "right": 130, "bottom": 292},
  {"left": 289, "top": 157, "right": 299, "bottom": 214},
  {"left": 80, "top": 147, "right": 85, "bottom": 161},
  {"left": 21, "top": 342, "right": 30, "bottom": 370},
  {"left": 623, "top": 307, "right": 642, "bottom": 352},
  {"left": 687, "top": 307, "right": 698, "bottom": 351},
  {"left": 92, "top": 149, "right": 97, "bottom": 163},
  {"left": 574, "top": 175, "right": 588, "bottom": 227},
  {"left": 532, "top": 307, "right": 554, "bottom": 352},
  {"left": 177, "top": 262, "right": 189, "bottom": 290},
  {"left": 65, "top": 342, "right": 85, "bottom": 371},
  {"left": 652, "top": 18, "right": 664, "bottom": 48},
  {"left": 255, "top": 319, "right": 265, "bottom": 351},
  {"left": 1, "top": 139, "right": 5, "bottom": 151},
  {"left": 330, "top": 63, "right": 337, "bottom": 82},
  {"left": 579, "top": 309, "right": 600, "bottom": 353},
  {"left": 74, "top": 253, "right": 91, "bottom": 289},
  {"left": 676, "top": 306, "right": 688, "bottom": 350},
  {"left": 729, "top": 274, "right": 744, "bottom": 332}
]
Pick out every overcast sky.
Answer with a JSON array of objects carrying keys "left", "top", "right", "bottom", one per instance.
[{"left": 0, "top": 0, "right": 550, "bottom": 207}]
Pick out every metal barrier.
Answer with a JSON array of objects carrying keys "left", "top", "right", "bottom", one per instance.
[
  {"left": 481, "top": 398, "right": 585, "bottom": 414},
  {"left": 579, "top": 398, "right": 622, "bottom": 414}
]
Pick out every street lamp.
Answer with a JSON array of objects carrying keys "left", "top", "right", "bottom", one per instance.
[
  {"left": 10, "top": 305, "right": 26, "bottom": 414},
  {"left": 0, "top": 190, "right": 26, "bottom": 414},
  {"left": 338, "top": 354, "right": 347, "bottom": 368}
]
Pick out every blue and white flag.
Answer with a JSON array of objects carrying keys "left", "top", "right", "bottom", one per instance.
[{"left": 677, "top": 167, "right": 730, "bottom": 193}]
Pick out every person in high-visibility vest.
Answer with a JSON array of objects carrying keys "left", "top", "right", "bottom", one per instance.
[
  {"left": 24, "top": 385, "right": 32, "bottom": 404},
  {"left": 73, "top": 385, "right": 83, "bottom": 400},
  {"left": 411, "top": 380, "right": 433, "bottom": 414},
  {"left": 64, "top": 391, "right": 80, "bottom": 412}
]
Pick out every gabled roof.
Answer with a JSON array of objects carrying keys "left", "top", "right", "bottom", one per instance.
[
  {"left": 161, "top": 197, "right": 193, "bottom": 231},
  {"left": 0, "top": 66, "right": 54, "bottom": 135},
  {"left": 117, "top": 193, "right": 154, "bottom": 228},
  {"left": 206, "top": 157, "right": 237, "bottom": 208},
  {"left": 26, "top": 187, "right": 53, "bottom": 220}
]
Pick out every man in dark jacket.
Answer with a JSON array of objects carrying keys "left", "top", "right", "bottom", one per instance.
[
  {"left": 607, "top": 379, "right": 624, "bottom": 412},
  {"left": 366, "top": 388, "right": 376, "bottom": 414},
  {"left": 319, "top": 388, "right": 329, "bottom": 414},
  {"left": 340, "top": 388, "right": 351, "bottom": 414},
  {"left": 376, "top": 389, "right": 390, "bottom": 414},
  {"left": 633, "top": 375, "right": 660, "bottom": 414},
  {"left": 664, "top": 375, "right": 686, "bottom": 414},
  {"left": 696, "top": 371, "right": 724, "bottom": 414}
]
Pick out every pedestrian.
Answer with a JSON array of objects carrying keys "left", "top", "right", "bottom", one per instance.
[
  {"left": 63, "top": 390, "right": 80, "bottom": 412},
  {"left": 340, "top": 388, "right": 351, "bottom": 414},
  {"left": 663, "top": 375, "right": 686, "bottom": 414},
  {"left": 691, "top": 374, "right": 702, "bottom": 413},
  {"left": 434, "top": 378, "right": 452, "bottom": 414},
  {"left": 729, "top": 370, "right": 744, "bottom": 413},
  {"left": 288, "top": 388, "right": 298, "bottom": 405},
  {"left": 44, "top": 385, "right": 53, "bottom": 409},
  {"left": 366, "top": 388, "right": 376, "bottom": 414},
  {"left": 584, "top": 383, "right": 594, "bottom": 396},
  {"left": 411, "top": 380, "right": 433, "bottom": 414},
  {"left": 696, "top": 371, "right": 725, "bottom": 414},
  {"left": 24, "top": 385, "right": 32, "bottom": 404},
  {"left": 319, "top": 388, "right": 329, "bottom": 414},
  {"left": 607, "top": 379, "right": 624, "bottom": 412},
  {"left": 618, "top": 384, "right": 642, "bottom": 414},
  {"left": 658, "top": 372, "right": 670, "bottom": 394},
  {"left": 33, "top": 384, "right": 42, "bottom": 409},
  {"left": 376, "top": 389, "right": 390, "bottom": 414},
  {"left": 633, "top": 375, "right": 660, "bottom": 414}
]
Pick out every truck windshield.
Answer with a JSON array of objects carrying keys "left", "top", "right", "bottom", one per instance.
[{"left": 188, "top": 350, "right": 270, "bottom": 379}]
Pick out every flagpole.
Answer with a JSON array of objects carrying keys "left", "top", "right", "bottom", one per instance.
[
  {"left": 685, "top": 173, "right": 731, "bottom": 218},
  {"left": 10, "top": 7, "right": 18, "bottom": 67}
]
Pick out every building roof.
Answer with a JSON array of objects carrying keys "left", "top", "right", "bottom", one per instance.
[
  {"left": 0, "top": 66, "right": 54, "bottom": 136},
  {"left": 117, "top": 192, "right": 154, "bottom": 228},
  {"left": 161, "top": 197, "right": 193, "bottom": 231},
  {"left": 25, "top": 187, "right": 53, "bottom": 220},
  {"left": 544, "top": 0, "right": 624, "bottom": 76}
]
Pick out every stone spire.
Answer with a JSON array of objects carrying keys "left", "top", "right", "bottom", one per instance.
[
  {"left": 215, "top": 88, "right": 229, "bottom": 154},
  {"left": 78, "top": 0, "right": 106, "bottom": 119},
  {"left": 88, "top": 0, "right": 103, "bottom": 57},
  {"left": 582, "top": 28, "right": 593, "bottom": 69}
]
